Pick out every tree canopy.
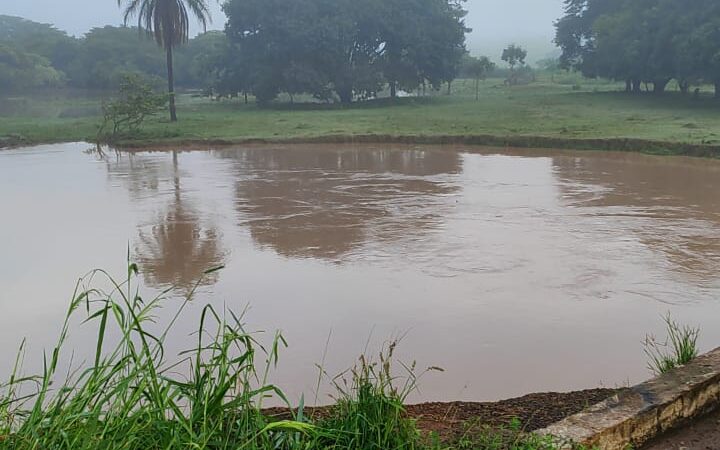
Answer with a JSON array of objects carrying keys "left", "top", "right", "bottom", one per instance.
[
  {"left": 222, "top": 0, "right": 469, "bottom": 104},
  {"left": 555, "top": 0, "right": 720, "bottom": 95},
  {"left": 501, "top": 44, "right": 527, "bottom": 70},
  {"left": 460, "top": 55, "right": 495, "bottom": 100},
  {"left": 0, "top": 15, "right": 78, "bottom": 74},
  {"left": 66, "top": 26, "right": 166, "bottom": 90},
  {"left": 0, "top": 15, "right": 75, "bottom": 92},
  {"left": 0, "top": 15, "right": 220, "bottom": 93},
  {"left": 0, "top": 6, "right": 469, "bottom": 105},
  {"left": 0, "top": 44, "right": 64, "bottom": 92}
]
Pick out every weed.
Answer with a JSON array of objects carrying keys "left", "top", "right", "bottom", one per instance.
[
  {"left": 319, "top": 343, "right": 440, "bottom": 449},
  {"left": 644, "top": 313, "right": 700, "bottom": 375},
  {"left": 0, "top": 262, "right": 441, "bottom": 450}
]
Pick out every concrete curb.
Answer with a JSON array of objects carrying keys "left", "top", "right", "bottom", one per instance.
[{"left": 538, "top": 347, "right": 720, "bottom": 449}]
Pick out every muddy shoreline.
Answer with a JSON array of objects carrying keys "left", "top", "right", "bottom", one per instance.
[
  {"left": 4, "top": 134, "right": 720, "bottom": 158},
  {"left": 115, "top": 134, "right": 720, "bottom": 158},
  {"left": 266, "top": 388, "right": 622, "bottom": 440}
]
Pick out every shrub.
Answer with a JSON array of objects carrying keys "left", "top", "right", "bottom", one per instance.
[{"left": 98, "top": 73, "right": 167, "bottom": 139}]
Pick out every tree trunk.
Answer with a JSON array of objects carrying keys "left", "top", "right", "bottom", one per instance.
[
  {"left": 653, "top": 78, "right": 670, "bottom": 94},
  {"left": 475, "top": 78, "right": 479, "bottom": 101},
  {"left": 679, "top": 80, "right": 689, "bottom": 95},
  {"left": 244, "top": 92, "right": 248, "bottom": 104},
  {"left": 338, "top": 87, "right": 353, "bottom": 104},
  {"left": 447, "top": 81, "right": 452, "bottom": 96},
  {"left": 166, "top": 46, "right": 177, "bottom": 122},
  {"left": 390, "top": 81, "right": 397, "bottom": 99},
  {"left": 625, "top": 79, "right": 632, "bottom": 93},
  {"left": 632, "top": 79, "right": 641, "bottom": 94}
]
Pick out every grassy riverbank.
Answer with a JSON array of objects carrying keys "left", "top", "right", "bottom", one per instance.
[
  {"left": 2, "top": 77, "right": 720, "bottom": 155},
  {"left": 0, "top": 264, "right": 603, "bottom": 450}
]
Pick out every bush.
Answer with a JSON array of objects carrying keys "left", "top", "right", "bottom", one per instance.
[{"left": 98, "top": 73, "right": 167, "bottom": 139}]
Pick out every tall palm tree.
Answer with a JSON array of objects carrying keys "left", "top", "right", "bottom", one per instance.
[{"left": 118, "top": 0, "right": 211, "bottom": 121}]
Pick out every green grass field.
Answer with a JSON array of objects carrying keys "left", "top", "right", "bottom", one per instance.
[{"left": 2, "top": 76, "right": 720, "bottom": 152}]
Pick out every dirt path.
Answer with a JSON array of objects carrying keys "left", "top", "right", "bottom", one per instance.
[{"left": 643, "top": 409, "right": 720, "bottom": 450}]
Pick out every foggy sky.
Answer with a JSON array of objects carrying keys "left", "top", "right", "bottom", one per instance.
[{"left": 0, "top": 0, "right": 564, "bottom": 62}]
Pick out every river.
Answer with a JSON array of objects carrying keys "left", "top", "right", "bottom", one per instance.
[{"left": 1, "top": 143, "right": 719, "bottom": 404}]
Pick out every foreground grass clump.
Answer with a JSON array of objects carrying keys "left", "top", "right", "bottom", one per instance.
[
  {"left": 0, "top": 262, "right": 579, "bottom": 450},
  {"left": 644, "top": 313, "right": 700, "bottom": 375},
  {"left": 0, "top": 264, "right": 297, "bottom": 449},
  {"left": 320, "top": 343, "right": 431, "bottom": 449},
  {"left": 0, "top": 263, "right": 424, "bottom": 450}
]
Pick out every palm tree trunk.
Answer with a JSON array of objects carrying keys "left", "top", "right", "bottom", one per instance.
[{"left": 166, "top": 46, "right": 178, "bottom": 122}]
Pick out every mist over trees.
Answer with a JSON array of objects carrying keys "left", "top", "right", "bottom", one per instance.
[
  {"left": 10, "top": 0, "right": 720, "bottom": 103},
  {"left": 0, "top": 15, "right": 73, "bottom": 90},
  {"left": 555, "top": 0, "right": 720, "bottom": 96},
  {"left": 0, "top": 0, "right": 469, "bottom": 105},
  {"left": 0, "top": 15, "right": 217, "bottom": 92}
]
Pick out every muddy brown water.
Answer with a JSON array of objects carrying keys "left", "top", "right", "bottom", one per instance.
[{"left": 1, "top": 143, "right": 720, "bottom": 405}]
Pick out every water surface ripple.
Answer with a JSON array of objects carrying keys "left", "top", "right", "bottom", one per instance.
[{"left": 1, "top": 143, "right": 719, "bottom": 403}]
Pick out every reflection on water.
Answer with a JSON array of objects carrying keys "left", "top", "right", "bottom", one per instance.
[
  {"left": 1, "top": 143, "right": 720, "bottom": 405},
  {"left": 101, "top": 150, "right": 225, "bottom": 290},
  {"left": 222, "top": 147, "right": 461, "bottom": 259},
  {"left": 136, "top": 152, "right": 224, "bottom": 290}
]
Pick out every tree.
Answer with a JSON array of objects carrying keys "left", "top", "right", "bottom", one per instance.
[
  {"left": 66, "top": 26, "right": 165, "bottom": 89},
  {"left": 554, "top": 0, "right": 720, "bottom": 96},
  {"left": 118, "top": 0, "right": 212, "bottom": 121},
  {"left": 223, "top": 0, "right": 468, "bottom": 104},
  {"left": 0, "top": 44, "right": 64, "bottom": 92},
  {"left": 175, "top": 31, "right": 229, "bottom": 89},
  {"left": 672, "top": 0, "right": 720, "bottom": 98},
  {"left": 414, "top": 0, "right": 470, "bottom": 95},
  {"left": 462, "top": 55, "right": 495, "bottom": 100},
  {"left": 501, "top": 44, "right": 527, "bottom": 70},
  {"left": 501, "top": 44, "right": 527, "bottom": 85},
  {"left": 0, "top": 15, "right": 78, "bottom": 74},
  {"left": 379, "top": 0, "right": 468, "bottom": 98}
]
